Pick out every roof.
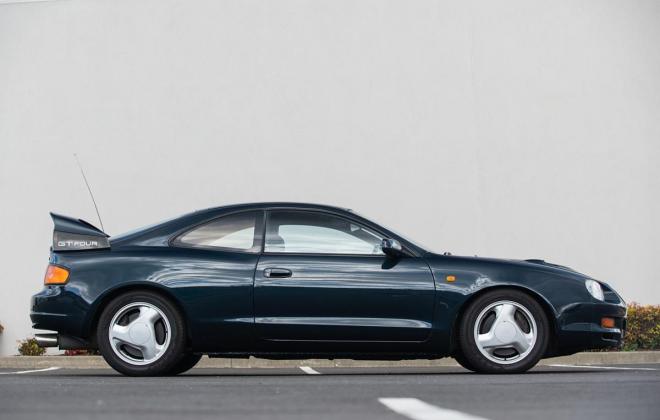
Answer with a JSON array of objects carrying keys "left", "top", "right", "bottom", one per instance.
[{"left": 198, "top": 202, "right": 352, "bottom": 214}]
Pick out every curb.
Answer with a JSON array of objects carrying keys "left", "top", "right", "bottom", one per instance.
[{"left": 1, "top": 351, "right": 658, "bottom": 369}]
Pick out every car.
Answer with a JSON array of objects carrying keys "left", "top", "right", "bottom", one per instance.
[{"left": 31, "top": 202, "right": 626, "bottom": 376}]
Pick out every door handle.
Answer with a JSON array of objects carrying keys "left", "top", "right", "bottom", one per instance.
[{"left": 264, "top": 268, "right": 292, "bottom": 278}]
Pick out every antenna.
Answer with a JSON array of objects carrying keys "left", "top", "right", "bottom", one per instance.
[{"left": 73, "top": 153, "right": 105, "bottom": 232}]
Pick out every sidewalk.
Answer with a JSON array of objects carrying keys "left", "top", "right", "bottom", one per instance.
[{"left": 1, "top": 351, "right": 658, "bottom": 369}]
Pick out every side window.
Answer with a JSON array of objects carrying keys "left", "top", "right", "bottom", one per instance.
[
  {"left": 265, "top": 211, "right": 384, "bottom": 255},
  {"left": 177, "top": 211, "right": 263, "bottom": 252}
]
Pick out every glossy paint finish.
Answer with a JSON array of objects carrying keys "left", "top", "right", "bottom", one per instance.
[
  {"left": 33, "top": 247, "right": 258, "bottom": 351},
  {"left": 254, "top": 254, "right": 435, "bottom": 346},
  {"left": 30, "top": 202, "right": 626, "bottom": 358}
]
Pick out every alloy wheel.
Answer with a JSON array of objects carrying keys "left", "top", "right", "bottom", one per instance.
[
  {"left": 108, "top": 302, "right": 171, "bottom": 365},
  {"left": 473, "top": 300, "right": 537, "bottom": 365}
]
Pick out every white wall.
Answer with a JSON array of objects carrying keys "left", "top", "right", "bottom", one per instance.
[{"left": 0, "top": 0, "right": 658, "bottom": 356}]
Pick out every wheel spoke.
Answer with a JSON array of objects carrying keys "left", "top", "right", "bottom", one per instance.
[
  {"left": 139, "top": 335, "right": 158, "bottom": 360},
  {"left": 477, "top": 331, "right": 499, "bottom": 349},
  {"left": 110, "top": 324, "right": 136, "bottom": 346},
  {"left": 510, "top": 327, "right": 534, "bottom": 354},
  {"left": 495, "top": 303, "right": 517, "bottom": 325},
  {"left": 135, "top": 306, "right": 161, "bottom": 325}
]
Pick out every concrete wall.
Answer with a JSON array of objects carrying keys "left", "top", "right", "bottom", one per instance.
[{"left": 1, "top": 0, "right": 658, "bottom": 356}]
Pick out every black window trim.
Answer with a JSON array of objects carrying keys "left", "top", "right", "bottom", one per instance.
[{"left": 169, "top": 210, "right": 265, "bottom": 254}]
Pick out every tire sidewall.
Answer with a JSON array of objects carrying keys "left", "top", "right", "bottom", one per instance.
[
  {"left": 169, "top": 353, "right": 203, "bottom": 375},
  {"left": 459, "top": 289, "right": 549, "bottom": 373},
  {"left": 97, "top": 291, "right": 187, "bottom": 376}
]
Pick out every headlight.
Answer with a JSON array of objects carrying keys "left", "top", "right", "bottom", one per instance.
[{"left": 585, "top": 279, "right": 604, "bottom": 301}]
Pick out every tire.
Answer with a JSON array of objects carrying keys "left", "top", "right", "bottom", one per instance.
[
  {"left": 453, "top": 348, "right": 476, "bottom": 372},
  {"left": 97, "top": 290, "right": 187, "bottom": 376},
  {"left": 168, "top": 353, "right": 203, "bottom": 375},
  {"left": 458, "top": 289, "right": 549, "bottom": 374}
]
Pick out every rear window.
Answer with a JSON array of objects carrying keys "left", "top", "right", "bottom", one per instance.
[{"left": 176, "top": 211, "right": 263, "bottom": 252}]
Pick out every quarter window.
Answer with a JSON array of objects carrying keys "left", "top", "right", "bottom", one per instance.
[
  {"left": 177, "top": 211, "right": 263, "bottom": 252},
  {"left": 265, "top": 211, "right": 384, "bottom": 255}
]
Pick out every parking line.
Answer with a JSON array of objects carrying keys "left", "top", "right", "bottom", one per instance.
[
  {"left": 0, "top": 367, "right": 61, "bottom": 375},
  {"left": 548, "top": 364, "right": 658, "bottom": 371},
  {"left": 379, "top": 398, "right": 490, "bottom": 420},
  {"left": 299, "top": 366, "right": 321, "bottom": 375}
]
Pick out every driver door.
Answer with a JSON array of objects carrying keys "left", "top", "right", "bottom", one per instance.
[{"left": 254, "top": 210, "right": 436, "bottom": 346}]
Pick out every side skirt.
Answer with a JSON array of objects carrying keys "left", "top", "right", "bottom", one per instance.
[{"left": 206, "top": 352, "right": 445, "bottom": 360}]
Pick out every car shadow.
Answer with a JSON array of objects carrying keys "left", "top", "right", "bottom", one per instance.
[{"left": 46, "top": 367, "right": 619, "bottom": 378}]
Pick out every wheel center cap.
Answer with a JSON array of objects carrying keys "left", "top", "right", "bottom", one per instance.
[
  {"left": 128, "top": 323, "right": 151, "bottom": 345},
  {"left": 494, "top": 322, "right": 516, "bottom": 343}
]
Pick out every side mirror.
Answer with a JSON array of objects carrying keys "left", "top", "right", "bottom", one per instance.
[{"left": 381, "top": 238, "right": 404, "bottom": 258}]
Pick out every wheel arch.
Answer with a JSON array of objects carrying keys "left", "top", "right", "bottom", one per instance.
[
  {"left": 450, "top": 284, "right": 560, "bottom": 357},
  {"left": 85, "top": 283, "right": 191, "bottom": 348}
]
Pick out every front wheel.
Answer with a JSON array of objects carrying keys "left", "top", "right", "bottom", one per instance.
[
  {"left": 457, "top": 290, "right": 549, "bottom": 373},
  {"left": 97, "top": 291, "right": 188, "bottom": 376}
]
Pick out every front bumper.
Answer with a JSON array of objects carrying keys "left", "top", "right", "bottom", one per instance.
[{"left": 553, "top": 300, "right": 627, "bottom": 356}]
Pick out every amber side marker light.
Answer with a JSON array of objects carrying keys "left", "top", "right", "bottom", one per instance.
[
  {"left": 446, "top": 275, "right": 456, "bottom": 282},
  {"left": 601, "top": 317, "right": 616, "bottom": 329},
  {"left": 44, "top": 264, "right": 69, "bottom": 285}
]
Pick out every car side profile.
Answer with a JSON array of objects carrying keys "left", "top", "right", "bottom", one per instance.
[{"left": 31, "top": 203, "right": 626, "bottom": 376}]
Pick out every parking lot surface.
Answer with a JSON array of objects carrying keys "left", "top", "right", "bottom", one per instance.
[{"left": 1, "top": 364, "right": 658, "bottom": 420}]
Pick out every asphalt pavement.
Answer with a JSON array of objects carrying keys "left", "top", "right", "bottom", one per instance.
[{"left": 0, "top": 364, "right": 658, "bottom": 420}]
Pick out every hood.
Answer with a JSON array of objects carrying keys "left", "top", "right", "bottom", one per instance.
[
  {"left": 517, "top": 258, "right": 578, "bottom": 273},
  {"left": 424, "top": 252, "right": 588, "bottom": 280}
]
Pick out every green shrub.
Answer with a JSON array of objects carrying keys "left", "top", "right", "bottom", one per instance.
[
  {"left": 17, "top": 338, "right": 46, "bottom": 356},
  {"left": 623, "top": 303, "right": 660, "bottom": 351}
]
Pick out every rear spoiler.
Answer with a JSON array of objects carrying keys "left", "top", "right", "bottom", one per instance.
[{"left": 51, "top": 212, "right": 110, "bottom": 251}]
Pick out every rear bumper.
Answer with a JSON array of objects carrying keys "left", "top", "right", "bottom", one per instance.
[
  {"left": 30, "top": 286, "right": 90, "bottom": 339},
  {"left": 553, "top": 301, "right": 626, "bottom": 356}
]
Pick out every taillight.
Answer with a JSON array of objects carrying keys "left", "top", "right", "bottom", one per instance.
[{"left": 44, "top": 264, "right": 69, "bottom": 285}]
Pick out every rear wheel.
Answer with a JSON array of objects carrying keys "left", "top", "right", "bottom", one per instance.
[
  {"left": 458, "top": 289, "right": 549, "bottom": 373},
  {"left": 169, "top": 353, "right": 203, "bottom": 375},
  {"left": 97, "top": 291, "right": 187, "bottom": 376}
]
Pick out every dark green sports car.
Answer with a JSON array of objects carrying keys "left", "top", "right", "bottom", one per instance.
[{"left": 31, "top": 202, "right": 626, "bottom": 376}]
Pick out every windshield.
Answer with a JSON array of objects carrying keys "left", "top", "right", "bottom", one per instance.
[{"left": 349, "top": 210, "right": 436, "bottom": 253}]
